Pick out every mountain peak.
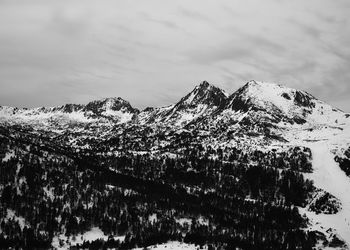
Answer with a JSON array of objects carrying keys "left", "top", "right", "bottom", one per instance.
[
  {"left": 98, "top": 97, "right": 129, "bottom": 104},
  {"left": 242, "top": 80, "right": 284, "bottom": 91},
  {"left": 198, "top": 80, "right": 210, "bottom": 88},
  {"left": 192, "top": 80, "right": 215, "bottom": 94},
  {"left": 224, "top": 80, "right": 344, "bottom": 125},
  {"left": 152, "top": 81, "right": 228, "bottom": 126},
  {"left": 84, "top": 97, "right": 138, "bottom": 117},
  {"left": 240, "top": 81, "right": 316, "bottom": 107},
  {"left": 178, "top": 81, "right": 227, "bottom": 108}
]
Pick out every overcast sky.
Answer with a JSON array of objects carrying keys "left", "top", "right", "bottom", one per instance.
[{"left": 0, "top": 0, "right": 349, "bottom": 111}]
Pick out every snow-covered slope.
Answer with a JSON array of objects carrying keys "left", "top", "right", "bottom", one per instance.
[
  {"left": 300, "top": 142, "right": 350, "bottom": 247},
  {"left": 282, "top": 120, "right": 350, "bottom": 247},
  {"left": 224, "top": 80, "right": 345, "bottom": 126}
]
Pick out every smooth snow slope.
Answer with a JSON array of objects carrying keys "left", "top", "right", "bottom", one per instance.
[{"left": 303, "top": 142, "right": 350, "bottom": 247}]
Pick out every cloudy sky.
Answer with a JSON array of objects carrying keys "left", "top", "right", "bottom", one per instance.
[{"left": 0, "top": 0, "right": 349, "bottom": 111}]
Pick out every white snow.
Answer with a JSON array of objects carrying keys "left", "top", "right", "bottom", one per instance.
[
  {"left": 149, "top": 213, "right": 158, "bottom": 224},
  {"left": 174, "top": 104, "right": 213, "bottom": 126},
  {"left": 133, "top": 241, "right": 206, "bottom": 250},
  {"left": 0, "top": 106, "right": 93, "bottom": 127},
  {"left": 242, "top": 81, "right": 294, "bottom": 114},
  {"left": 184, "top": 90, "right": 197, "bottom": 105},
  {"left": 5, "top": 209, "right": 28, "bottom": 230},
  {"left": 198, "top": 216, "right": 209, "bottom": 226},
  {"left": 176, "top": 218, "right": 192, "bottom": 227},
  {"left": 43, "top": 186, "right": 55, "bottom": 201},
  {"left": 2, "top": 150, "right": 15, "bottom": 162},
  {"left": 102, "top": 109, "right": 134, "bottom": 123}
]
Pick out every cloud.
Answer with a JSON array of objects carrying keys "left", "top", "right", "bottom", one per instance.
[
  {"left": 0, "top": 0, "right": 349, "bottom": 111},
  {"left": 186, "top": 30, "right": 286, "bottom": 65},
  {"left": 140, "top": 12, "right": 180, "bottom": 30},
  {"left": 177, "top": 7, "right": 213, "bottom": 23}
]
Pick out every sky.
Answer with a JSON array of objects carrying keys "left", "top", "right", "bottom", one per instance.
[{"left": 0, "top": 0, "right": 349, "bottom": 111}]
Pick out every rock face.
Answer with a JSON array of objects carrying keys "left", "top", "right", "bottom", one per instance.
[
  {"left": 157, "top": 81, "right": 228, "bottom": 126},
  {"left": 83, "top": 97, "right": 138, "bottom": 116},
  {"left": 137, "top": 81, "right": 228, "bottom": 126}
]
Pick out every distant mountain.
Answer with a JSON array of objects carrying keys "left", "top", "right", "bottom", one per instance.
[
  {"left": 83, "top": 97, "right": 139, "bottom": 117},
  {"left": 0, "top": 97, "right": 139, "bottom": 127}
]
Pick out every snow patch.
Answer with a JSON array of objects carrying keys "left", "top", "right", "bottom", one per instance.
[
  {"left": 52, "top": 227, "right": 125, "bottom": 250},
  {"left": 133, "top": 241, "right": 206, "bottom": 250},
  {"left": 2, "top": 150, "right": 15, "bottom": 162},
  {"left": 5, "top": 209, "right": 28, "bottom": 230}
]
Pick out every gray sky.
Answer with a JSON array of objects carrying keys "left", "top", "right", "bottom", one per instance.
[{"left": 0, "top": 0, "right": 349, "bottom": 111}]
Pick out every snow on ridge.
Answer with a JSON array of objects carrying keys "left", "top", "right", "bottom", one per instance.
[
  {"left": 242, "top": 80, "right": 304, "bottom": 112},
  {"left": 0, "top": 108, "right": 93, "bottom": 125},
  {"left": 174, "top": 104, "right": 211, "bottom": 126},
  {"left": 102, "top": 109, "right": 134, "bottom": 123}
]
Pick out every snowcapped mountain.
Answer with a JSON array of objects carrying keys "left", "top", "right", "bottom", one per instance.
[
  {"left": 1, "top": 80, "right": 348, "bottom": 147},
  {"left": 1, "top": 80, "right": 346, "bottom": 131},
  {"left": 1, "top": 80, "right": 350, "bottom": 249},
  {"left": 223, "top": 80, "right": 345, "bottom": 126}
]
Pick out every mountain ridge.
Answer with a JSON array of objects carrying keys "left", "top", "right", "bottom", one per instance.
[{"left": 0, "top": 80, "right": 346, "bottom": 128}]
